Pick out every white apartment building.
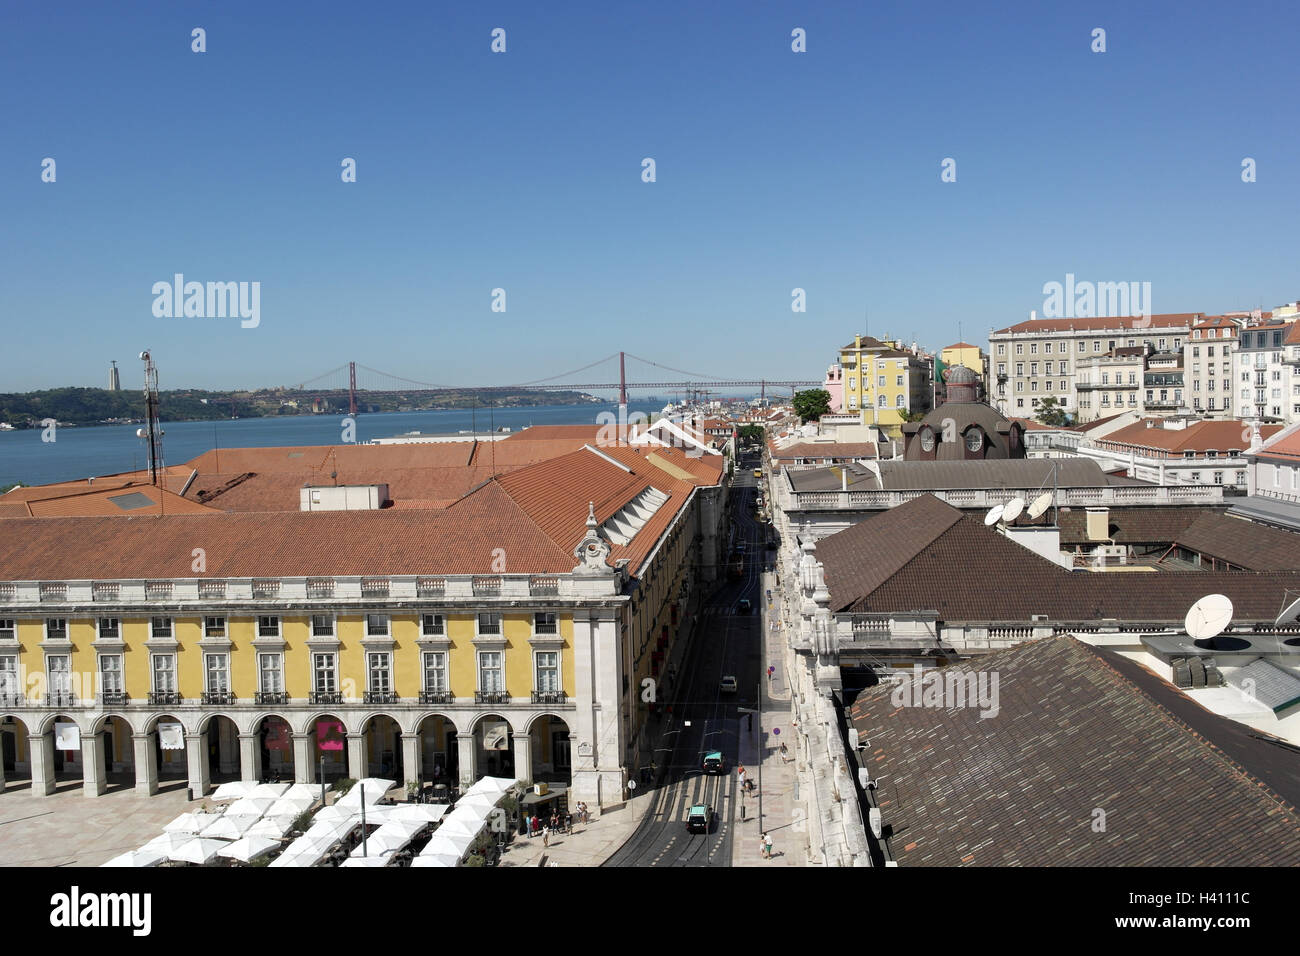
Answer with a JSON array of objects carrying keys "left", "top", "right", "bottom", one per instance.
[
  {"left": 1078, "top": 416, "right": 1282, "bottom": 492},
  {"left": 1232, "top": 319, "right": 1300, "bottom": 425},
  {"left": 1183, "top": 315, "right": 1240, "bottom": 419},
  {"left": 1073, "top": 346, "right": 1145, "bottom": 422},
  {"left": 989, "top": 314, "right": 1195, "bottom": 419}
]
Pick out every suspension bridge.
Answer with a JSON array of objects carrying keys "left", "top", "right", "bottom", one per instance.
[{"left": 288, "top": 352, "right": 820, "bottom": 415}]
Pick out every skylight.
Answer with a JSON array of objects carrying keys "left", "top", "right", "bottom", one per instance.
[{"left": 601, "top": 487, "right": 669, "bottom": 546}]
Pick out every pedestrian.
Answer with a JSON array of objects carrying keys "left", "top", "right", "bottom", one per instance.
[
  {"left": 737, "top": 765, "right": 747, "bottom": 790},
  {"left": 764, "top": 833, "right": 773, "bottom": 859},
  {"left": 542, "top": 826, "right": 550, "bottom": 848},
  {"left": 565, "top": 811, "right": 573, "bottom": 833}
]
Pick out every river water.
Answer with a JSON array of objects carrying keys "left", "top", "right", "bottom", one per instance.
[{"left": 0, "top": 402, "right": 667, "bottom": 488}]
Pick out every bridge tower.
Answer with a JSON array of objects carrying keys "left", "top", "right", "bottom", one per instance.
[
  {"left": 618, "top": 352, "right": 628, "bottom": 440},
  {"left": 348, "top": 361, "right": 358, "bottom": 416},
  {"left": 760, "top": 380, "right": 766, "bottom": 406}
]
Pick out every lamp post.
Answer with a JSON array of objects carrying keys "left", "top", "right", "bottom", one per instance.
[
  {"left": 360, "top": 783, "right": 367, "bottom": 857},
  {"left": 319, "top": 756, "right": 325, "bottom": 809}
]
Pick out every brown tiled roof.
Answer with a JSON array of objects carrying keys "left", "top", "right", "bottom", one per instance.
[
  {"left": 1169, "top": 512, "right": 1300, "bottom": 570},
  {"left": 1287, "top": 323, "right": 1300, "bottom": 345},
  {"left": 818, "top": 494, "right": 1300, "bottom": 621},
  {"left": 943, "top": 342, "right": 979, "bottom": 350},
  {"left": 849, "top": 636, "right": 1300, "bottom": 866},
  {"left": 1036, "top": 505, "right": 1219, "bottom": 545},
  {"left": 1257, "top": 424, "right": 1300, "bottom": 463},
  {"left": 993, "top": 313, "right": 1200, "bottom": 335},
  {"left": 1098, "top": 419, "right": 1281, "bottom": 454}
]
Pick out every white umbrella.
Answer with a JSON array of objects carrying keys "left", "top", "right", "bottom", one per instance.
[
  {"left": 281, "top": 783, "right": 318, "bottom": 802},
  {"left": 269, "top": 793, "right": 315, "bottom": 816},
  {"left": 339, "top": 854, "right": 392, "bottom": 867},
  {"left": 217, "top": 836, "right": 283, "bottom": 864},
  {"left": 354, "top": 820, "right": 426, "bottom": 857},
  {"left": 163, "top": 812, "right": 208, "bottom": 834},
  {"left": 463, "top": 776, "right": 515, "bottom": 797},
  {"left": 101, "top": 847, "right": 165, "bottom": 868},
  {"left": 356, "top": 804, "right": 395, "bottom": 824},
  {"left": 167, "top": 838, "right": 228, "bottom": 865},
  {"left": 211, "top": 781, "right": 259, "bottom": 801},
  {"left": 337, "top": 778, "right": 395, "bottom": 807},
  {"left": 452, "top": 793, "right": 499, "bottom": 817},
  {"left": 245, "top": 815, "right": 297, "bottom": 839},
  {"left": 304, "top": 819, "right": 355, "bottom": 845},
  {"left": 200, "top": 815, "right": 255, "bottom": 841},
  {"left": 437, "top": 815, "right": 485, "bottom": 839},
  {"left": 411, "top": 853, "right": 459, "bottom": 867},
  {"left": 421, "top": 831, "right": 475, "bottom": 857},
  {"left": 226, "top": 797, "right": 277, "bottom": 819},
  {"left": 311, "top": 805, "right": 357, "bottom": 827},
  {"left": 142, "top": 832, "right": 198, "bottom": 854},
  {"left": 390, "top": 804, "right": 448, "bottom": 824},
  {"left": 250, "top": 782, "right": 291, "bottom": 799}
]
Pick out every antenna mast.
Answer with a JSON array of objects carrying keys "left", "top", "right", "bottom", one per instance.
[{"left": 140, "top": 350, "right": 164, "bottom": 486}]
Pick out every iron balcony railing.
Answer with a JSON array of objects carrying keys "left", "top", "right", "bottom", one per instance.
[
  {"left": 531, "top": 690, "right": 567, "bottom": 704},
  {"left": 420, "top": 690, "right": 453, "bottom": 705},
  {"left": 100, "top": 692, "right": 130, "bottom": 707},
  {"left": 148, "top": 691, "right": 182, "bottom": 706},
  {"left": 475, "top": 691, "right": 510, "bottom": 705},
  {"left": 45, "top": 691, "right": 77, "bottom": 707},
  {"left": 255, "top": 691, "right": 289, "bottom": 705},
  {"left": 310, "top": 691, "right": 343, "bottom": 705},
  {"left": 364, "top": 691, "right": 400, "bottom": 705},
  {"left": 201, "top": 691, "right": 237, "bottom": 705}
]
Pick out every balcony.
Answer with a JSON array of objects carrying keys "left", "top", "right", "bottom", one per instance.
[
  {"left": 364, "top": 691, "right": 400, "bottom": 705},
  {"left": 529, "top": 576, "right": 560, "bottom": 597},
  {"left": 100, "top": 692, "right": 130, "bottom": 707},
  {"left": 360, "top": 578, "right": 390, "bottom": 599},
  {"left": 92, "top": 582, "right": 120, "bottom": 602},
  {"left": 148, "top": 691, "right": 182, "bottom": 706},
  {"left": 416, "top": 578, "right": 446, "bottom": 598},
  {"left": 0, "top": 583, "right": 13, "bottom": 602},
  {"left": 198, "top": 581, "right": 226, "bottom": 599},
  {"left": 255, "top": 691, "right": 289, "bottom": 705},
  {"left": 45, "top": 692, "right": 77, "bottom": 707},
  {"left": 310, "top": 691, "right": 343, "bottom": 705},
  {"left": 474, "top": 691, "right": 510, "bottom": 705},
  {"left": 531, "top": 690, "right": 568, "bottom": 705},
  {"left": 252, "top": 580, "right": 280, "bottom": 599},
  {"left": 419, "top": 690, "right": 454, "bottom": 705},
  {"left": 40, "top": 583, "right": 67, "bottom": 603},
  {"left": 145, "top": 581, "right": 173, "bottom": 601},
  {"left": 472, "top": 577, "right": 503, "bottom": 596},
  {"left": 0, "top": 692, "right": 27, "bottom": 708},
  {"left": 201, "top": 691, "right": 237, "bottom": 705}
]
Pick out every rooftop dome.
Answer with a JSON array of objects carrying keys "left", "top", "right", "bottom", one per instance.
[{"left": 946, "top": 365, "right": 978, "bottom": 385}]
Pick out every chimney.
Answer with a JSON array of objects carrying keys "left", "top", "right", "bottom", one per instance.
[
  {"left": 1086, "top": 507, "right": 1110, "bottom": 542},
  {"left": 855, "top": 334, "right": 861, "bottom": 348}
]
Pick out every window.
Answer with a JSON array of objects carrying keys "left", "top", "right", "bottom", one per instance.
[
  {"left": 1207, "top": 346, "right": 1215, "bottom": 357},
  {"left": 366, "top": 613, "right": 389, "bottom": 637},
  {"left": 423, "top": 652, "right": 448, "bottom": 693},
  {"left": 47, "top": 655, "right": 71, "bottom": 696},
  {"left": 1193, "top": 347, "right": 1200, "bottom": 357},
  {"left": 1016, "top": 363, "right": 1024, "bottom": 376},
  {"left": 877, "top": 394, "right": 887, "bottom": 408},
  {"left": 848, "top": 377, "right": 855, "bottom": 390},
  {"left": 313, "top": 653, "right": 337, "bottom": 695},
  {"left": 0, "top": 655, "right": 18, "bottom": 698},
  {"left": 896, "top": 394, "right": 906, "bottom": 407},
  {"left": 1189, "top": 472, "right": 1201, "bottom": 482},
  {"left": 1031, "top": 362, "right": 1039, "bottom": 376},
  {"left": 1158, "top": 338, "right": 1166, "bottom": 350},
  {"left": 878, "top": 375, "right": 885, "bottom": 387},
  {"left": 998, "top": 344, "right": 1006, "bottom": 355},
  {"left": 477, "top": 612, "right": 502, "bottom": 636},
  {"left": 1237, "top": 471, "right": 1246, "bottom": 485},
  {"left": 152, "top": 654, "right": 176, "bottom": 693},
  {"left": 895, "top": 374, "right": 903, "bottom": 386},
  {"left": 1214, "top": 472, "right": 1224, "bottom": 485},
  {"left": 1031, "top": 381, "right": 1038, "bottom": 392},
  {"left": 1078, "top": 341, "right": 1086, "bottom": 353},
  {"left": 536, "top": 651, "right": 560, "bottom": 693},
  {"left": 1059, "top": 361, "right": 1068, "bottom": 374},
  {"left": 203, "top": 616, "right": 223, "bottom": 638},
  {"left": 92, "top": 617, "right": 118, "bottom": 640},
  {"left": 478, "top": 651, "right": 504, "bottom": 692},
  {"left": 997, "top": 363, "right": 1006, "bottom": 376},
  {"left": 46, "top": 618, "right": 67, "bottom": 641},
  {"left": 0, "top": 619, "right": 13, "bottom": 641},
  {"left": 259, "top": 653, "right": 284, "bottom": 693},
  {"left": 311, "top": 614, "right": 334, "bottom": 637},
  {"left": 1016, "top": 399, "right": 1025, "bottom": 408},
  {"left": 1016, "top": 344, "right": 1024, "bottom": 355},
  {"left": 205, "top": 654, "right": 229, "bottom": 693},
  {"left": 1093, "top": 341, "right": 1101, "bottom": 352},
  {"left": 421, "top": 613, "right": 445, "bottom": 636},
  {"left": 534, "top": 612, "right": 557, "bottom": 635},
  {"left": 258, "top": 615, "right": 280, "bottom": 638},
  {"left": 1045, "top": 342, "right": 1054, "bottom": 354},
  {"left": 1016, "top": 381, "right": 1024, "bottom": 392},
  {"left": 99, "top": 655, "right": 123, "bottom": 696},
  {"left": 1030, "top": 343, "right": 1038, "bottom": 354},
  {"left": 368, "top": 653, "right": 392, "bottom": 694},
  {"left": 1101, "top": 372, "right": 1109, "bottom": 384}
]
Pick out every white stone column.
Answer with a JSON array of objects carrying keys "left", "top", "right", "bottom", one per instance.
[
  {"left": 292, "top": 733, "right": 314, "bottom": 784},
  {"left": 512, "top": 732, "right": 532, "bottom": 786},
  {"left": 238, "top": 734, "right": 259, "bottom": 781},
  {"left": 132, "top": 733, "right": 158, "bottom": 796},
  {"left": 400, "top": 733, "right": 420, "bottom": 790},
  {"left": 456, "top": 734, "right": 476, "bottom": 790},
  {"left": 30, "top": 733, "right": 56, "bottom": 796},
  {"left": 347, "top": 733, "right": 367, "bottom": 780},
  {"left": 186, "top": 732, "right": 210, "bottom": 798},
  {"left": 81, "top": 732, "right": 106, "bottom": 797}
]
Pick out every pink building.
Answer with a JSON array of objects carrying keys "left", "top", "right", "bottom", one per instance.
[{"left": 823, "top": 364, "right": 844, "bottom": 413}]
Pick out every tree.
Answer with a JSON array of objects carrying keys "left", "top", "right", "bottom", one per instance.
[
  {"left": 738, "top": 424, "right": 765, "bottom": 444},
  {"left": 792, "top": 389, "right": 832, "bottom": 424},
  {"left": 898, "top": 409, "right": 927, "bottom": 424},
  {"left": 1035, "top": 397, "right": 1070, "bottom": 427}
]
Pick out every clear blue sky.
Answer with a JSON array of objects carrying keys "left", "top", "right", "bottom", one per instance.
[{"left": 2, "top": 0, "right": 1297, "bottom": 393}]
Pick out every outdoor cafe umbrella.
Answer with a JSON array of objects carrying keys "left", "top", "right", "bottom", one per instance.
[
  {"left": 211, "top": 781, "right": 259, "bottom": 801},
  {"left": 217, "top": 836, "right": 283, "bottom": 864},
  {"left": 339, "top": 854, "right": 392, "bottom": 867},
  {"left": 463, "top": 776, "right": 515, "bottom": 798},
  {"left": 250, "top": 782, "right": 291, "bottom": 799},
  {"left": 225, "top": 797, "right": 277, "bottom": 820},
  {"left": 452, "top": 793, "right": 499, "bottom": 818},
  {"left": 142, "top": 832, "right": 198, "bottom": 854},
  {"left": 410, "top": 853, "right": 460, "bottom": 867},
  {"left": 354, "top": 820, "right": 426, "bottom": 857},
  {"left": 167, "top": 838, "right": 229, "bottom": 866},
  {"left": 390, "top": 804, "right": 448, "bottom": 824},
  {"left": 281, "top": 783, "right": 317, "bottom": 802},
  {"left": 101, "top": 847, "right": 166, "bottom": 868},
  {"left": 245, "top": 815, "right": 298, "bottom": 840},
  {"left": 200, "top": 814, "right": 256, "bottom": 841},
  {"left": 163, "top": 812, "right": 209, "bottom": 835},
  {"left": 421, "top": 831, "right": 475, "bottom": 858},
  {"left": 436, "top": 815, "right": 485, "bottom": 840},
  {"left": 311, "top": 804, "right": 356, "bottom": 827},
  {"left": 337, "top": 778, "right": 395, "bottom": 807},
  {"left": 268, "top": 793, "right": 315, "bottom": 817}
]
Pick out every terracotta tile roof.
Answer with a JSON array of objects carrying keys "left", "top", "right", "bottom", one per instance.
[
  {"left": 1257, "top": 423, "right": 1300, "bottom": 463},
  {"left": 849, "top": 636, "right": 1300, "bottom": 866},
  {"left": 1097, "top": 419, "right": 1281, "bottom": 454},
  {"left": 817, "top": 495, "right": 1300, "bottom": 621},
  {"left": 1033, "top": 505, "right": 1219, "bottom": 545},
  {"left": 993, "top": 313, "right": 1200, "bottom": 335},
  {"left": 1287, "top": 323, "right": 1300, "bottom": 345},
  {"left": 943, "top": 342, "right": 979, "bottom": 350},
  {"left": 1007, "top": 417, "right": 1056, "bottom": 432},
  {"left": 25, "top": 485, "right": 218, "bottom": 516},
  {"left": 1168, "top": 512, "right": 1300, "bottom": 570}
]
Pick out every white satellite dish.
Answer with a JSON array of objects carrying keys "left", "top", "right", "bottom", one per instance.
[
  {"left": 1276, "top": 593, "right": 1300, "bottom": 627},
  {"left": 983, "top": 505, "right": 1004, "bottom": 526},
  {"left": 1027, "top": 492, "right": 1054, "bottom": 519},
  {"left": 1185, "top": 594, "right": 1234, "bottom": 641},
  {"left": 1002, "top": 497, "right": 1026, "bottom": 522}
]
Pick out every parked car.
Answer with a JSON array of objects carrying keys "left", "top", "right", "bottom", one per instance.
[{"left": 720, "top": 675, "right": 738, "bottom": 693}]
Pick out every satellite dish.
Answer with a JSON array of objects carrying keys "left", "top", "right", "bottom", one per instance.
[
  {"left": 1027, "top": 492, "right": 1054, "bottom": 519},
  {"left": 1276, "top": 593, "right": 1300, "bottom": 627},
  {"left": 983, "top": 505, "right": 1004, "bottom": 526},
  {"left": 1185, "top": 594, "right": 1234, "bottom": 641},
  {"left": 1002, "top": 497, "right": 1026, "bottom": 522}
]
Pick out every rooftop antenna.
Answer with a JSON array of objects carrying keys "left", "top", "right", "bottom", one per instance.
[
  {"left": 138, "top": 350, "right": 164, "bottom": 487},
  {"left": 1001, "top": 496, "right": 1026, "bottom": 523},
  {"left": 1185, "top": 594, "right": 1234, "bottom": 642},
  {"left": 983, "top": 504, "right": 1004, "bottom": 527},
  {"left": 1275, "top": 589, "right": 1300, "bottom": 627}
]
